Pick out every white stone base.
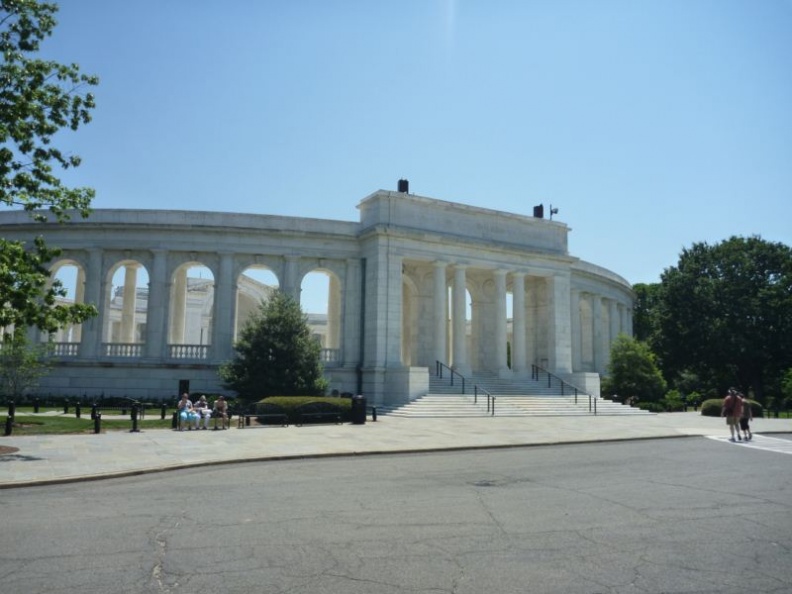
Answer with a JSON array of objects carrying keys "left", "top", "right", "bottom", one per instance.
[
  {"left": 564, "top": 372, "right": 602, "bottom": 398},
  {"left": 35, "top": 362, "right": 226, "bottom": 400}
]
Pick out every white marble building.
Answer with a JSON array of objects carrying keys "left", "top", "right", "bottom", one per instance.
[{"left": 0, "top": 190, "right": 633, "bottom": 404}]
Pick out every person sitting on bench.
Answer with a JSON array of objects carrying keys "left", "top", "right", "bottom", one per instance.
[
  {"left": 213, "top": 395, "right": 229, "bottom": 429},
  {"left": 194, "top": 395, "right": 212, "bottom": 430},
  {"left": 177, "top": 393, "right": 200, "bottom": 431}
]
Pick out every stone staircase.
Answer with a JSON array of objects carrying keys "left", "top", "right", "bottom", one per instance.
[{"left": 380, "top": 370, "right": 651, "bottom": 418}]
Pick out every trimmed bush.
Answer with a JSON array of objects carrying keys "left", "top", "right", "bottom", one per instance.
[{"left": 700, "top": 398, "right": 763, "bottom": 417}]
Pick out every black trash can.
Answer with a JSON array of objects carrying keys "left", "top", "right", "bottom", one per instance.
[{"left": 351, "top": 395, "right": 367, "bottom": 425}]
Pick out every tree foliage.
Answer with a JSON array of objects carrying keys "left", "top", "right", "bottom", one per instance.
[
  {"left": 602, "top": 334, "right": 667, "bottom": 403},
  {"left": 0, "top": 332, "right": 51, "bottom": 398},
  {"left": 1, "top": 0, "right": 99, "bottom": 334},
  {"left": 632, "top": 282, "right": 663, "bottom": 346},
  {"left": 656, "top": 236, "right": 792, "bottom": 401},
  {"left": 219, "top": 292, "right": 328, "bottom": 401}
]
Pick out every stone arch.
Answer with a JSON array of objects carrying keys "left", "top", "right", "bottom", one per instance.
[
  {"left": 104, "top": 259, "right": 150, "bottom": 354},
  {"left": 168, "top": 261, "right": 214, "bottom": 347},
  {"left": 48, "top": 258, "right": 87, "bottom": 346},
  {"left": 300, "top": 266, "right": 342, "bottom": 365},
  {"left": 235, "top": 265, "right": 278, "bottom": 341}
]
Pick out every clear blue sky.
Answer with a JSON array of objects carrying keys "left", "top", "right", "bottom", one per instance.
[{"left": 44, "top": 0, "right": 792, "bottom": 287}]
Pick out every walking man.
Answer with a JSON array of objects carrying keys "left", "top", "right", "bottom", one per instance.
[
  {"left": 722, "top": 388, "right": 743, "bottom": 442},
  {"left": 738, "top": 392, "right": 753, "bottom": 441}
]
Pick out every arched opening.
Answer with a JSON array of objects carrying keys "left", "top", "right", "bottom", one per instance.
[
  {"left": 168, "top": 263, "right": 214, "bottom": 359},
  {"left": 235, "top": 266, "right": 278, "bottom": 341},
  {"left": 301, "top": 270, "right": 340, "bottom": 365},
  {"left": 105, "top": 261, "right": 149, "bottom": 357},
  {"left": 49, "top": 260, "right": 86, "bottom": 354}
]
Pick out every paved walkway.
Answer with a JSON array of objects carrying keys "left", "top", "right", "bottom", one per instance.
[{"left": 2, "top": 412, "right": 791, "bottom": 488}]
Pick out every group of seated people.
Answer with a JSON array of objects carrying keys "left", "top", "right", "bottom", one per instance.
[{"left": 177, "top": 393, "right": 229, "bottom": 430}]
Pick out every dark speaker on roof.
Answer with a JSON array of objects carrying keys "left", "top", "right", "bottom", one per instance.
[
  {"left": 397, "top": 179, "right": 409, "bottom": 193},
  {"left": 533, "top": 204, "right": 544, "bottom": 218}
]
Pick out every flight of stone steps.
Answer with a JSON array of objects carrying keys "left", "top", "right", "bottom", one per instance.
[{"left": 380, "top": 370, "right": 652, "bottom": 418}]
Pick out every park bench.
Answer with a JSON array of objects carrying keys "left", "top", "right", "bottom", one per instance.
[
  {"left": 91, "top": 398, "right": 147, "bottom": 419},
  {"left": 235, "top": 403, "right": 289, "bottom": 428},
  {"left": 295, "top": 402, "right": 344, "bottom": 426}
]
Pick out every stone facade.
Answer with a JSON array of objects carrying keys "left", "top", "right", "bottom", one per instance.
[{"left": 0, "top": 190, "right": 633, "bottom": 404}]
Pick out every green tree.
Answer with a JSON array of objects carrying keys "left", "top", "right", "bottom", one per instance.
[
  {"left": 0, "top": 333, "right": 51, "bottom": 398},
  {"left": 1, "top": 0, "right": 99, "bottom": 334},
  {"left": 632, "top": 282, "right": 663, "bottom": 346},
  {"left": 602, "top": 334, "right": 667, "bottom": 404},
  {"left": 779, "top": 368, "right": 792, "bottom": 411},
  {"left": 219, "top": 291, "right": 328, "bottom": 401},
  {"left": 656, "top": 236, "right": 792, "bottom": 402}
]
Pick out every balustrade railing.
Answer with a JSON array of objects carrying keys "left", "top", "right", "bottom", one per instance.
[
  {"left": 52, "top": 342, "right": 80, "bottom": 357},
  {"left": 168, "top": 344, "right": 209, "bottom": 360},
  {"left": 102, "top": 343, "right": 143, "bottom": 357},
  {"left": 320, "top": 348, "right": 340, "bottom": 363}
]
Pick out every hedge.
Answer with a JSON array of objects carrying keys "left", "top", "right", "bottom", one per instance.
[{"left": 700, "top": 398, "right": 764, "bottom": 418}]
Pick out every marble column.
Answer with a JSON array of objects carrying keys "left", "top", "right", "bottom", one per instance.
[
  {"left": 433, "top": 261, "right": 448, "bottom": 366},
  {"left": 571, "top": 289, "right": 582, "bottom": 372},
  {"left": 146, "top": 250, "right": 168, "bottom": 359},
  {"left": 80, "top": 249, "right": 103, "bottom": 358},
  {"left": 494, "top": 269, "right": 508, "bottom": 375},
  {"left": 212, "top": 252, "right": 236, "bottom": 362},
  {"left": 342, "top": 258, "right": 361, "bottom": 368},
  {"left": 72, "top": 267, "right": 85, "bottom": 343},
  {"left": 547, "top": 274, "right": 572, "bottom": 374},
  {"left": 592, "top": 295, "right": 604, "bottom": 373},
  {"left": 120, "top": 264, "right": 138, "bottom": 343},
  {"left": 283, "top": 255, "right": 300, "bottom": 301},
  {"left": 609, "top": 298, "right": 620, "bottom": 343},
  {"left": 511, "top": 272, "right": 526, "bottom": 374},
  {"left": 452, "top": 265, "right": 469, "bottom": 374},
  {"left": 327, "top": 274, "right": 341, "bottom": 349},
  {"left": 171, "top": 267, "right": 187, "bottom": 344}
]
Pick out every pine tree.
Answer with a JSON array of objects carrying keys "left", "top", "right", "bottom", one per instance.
[{"left": 219, "top": 292, "right": 328, "bottom": 401}]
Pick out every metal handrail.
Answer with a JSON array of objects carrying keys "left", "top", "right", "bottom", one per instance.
[
  {"left": 531, "top": 363, "right": 597, "bottom": 415},
  {"left": 436, "top": 362, "right": 494, "bottom": 415},
  {"left": 436, "top": 361, "right": 466, "bottom": 393}
]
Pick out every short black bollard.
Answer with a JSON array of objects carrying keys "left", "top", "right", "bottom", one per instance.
[
  {"left": 130, "top": 404, "right": 140, "bottom": 433},
  {"left": 33, "top": 398, "right": 40, "bottom": 413},
  {"left": 75, "top": 402, "right": 81, "bottom": 419},
  {"left": 161, "top": 402, "right": 167, "bottom": 420},
  {"left": 371, "top": 406, "right": 377, "bottom": 422},
  {"left": 4, "top": 415, "right": 13, "bottom": 436},
  {"left": 93, "top": 413, "right": 101, "bottom": 434},
  {"left": 64, "top": 399, "right": 69, "bottom": 415},
  {"left": 8, "top": 401, "right": 15, "bottom": 418},
  {"left": 172, "top": 412, "right": 178, "bottom": 429},
  {"left": 91, "top": 403, "right": 98, "bottom": 420}
]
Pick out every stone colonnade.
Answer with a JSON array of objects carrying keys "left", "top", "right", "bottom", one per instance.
[{"left": 0, "top": 190, "right": 634, "bottom": 403}]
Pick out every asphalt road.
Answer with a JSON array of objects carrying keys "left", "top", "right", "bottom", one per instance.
[{"left": 1, "top": 436, "right": 791, "bottom": 594}]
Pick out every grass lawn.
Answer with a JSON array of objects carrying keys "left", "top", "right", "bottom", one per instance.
[{"left": 0, "top": 414, "right": 174, "bottom": 435}]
